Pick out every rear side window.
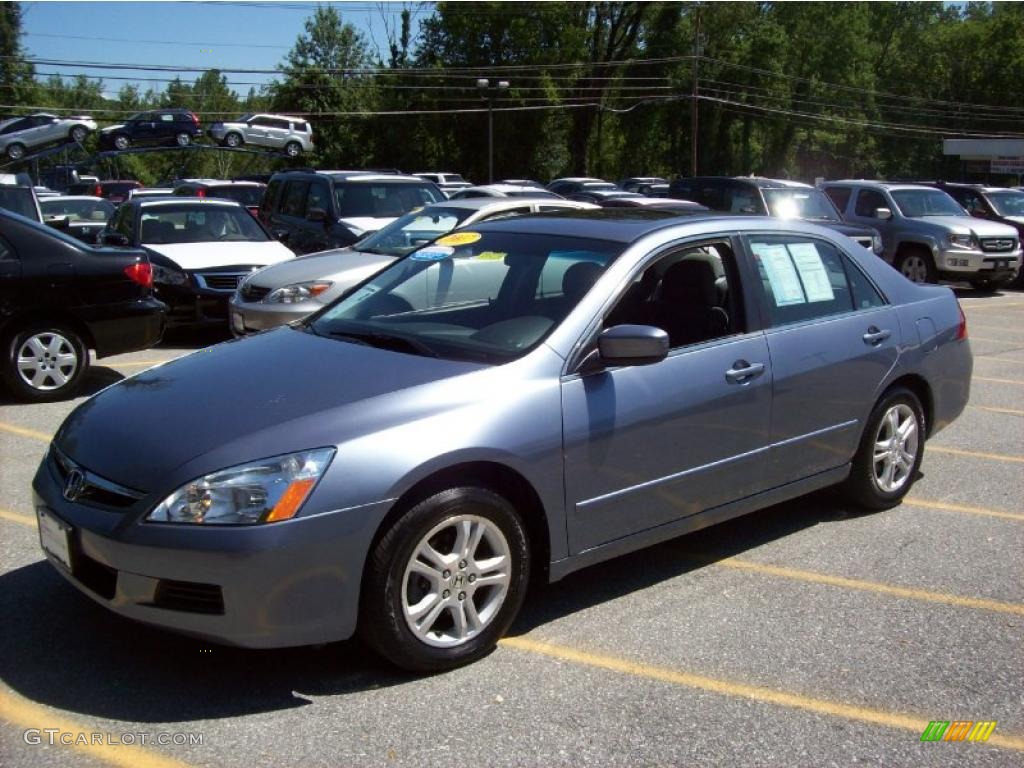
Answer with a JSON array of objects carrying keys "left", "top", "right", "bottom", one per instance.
[
  {"left": 823, "top": 186, "right": 851, "bottom": 212},
  {"left": 261, "top": 179, "right": 283, "bottom": 218},
  {"left": 748, "top": 235, "right": 868, "bottom": 327},
  {"left": 280, "top": 181, "right": 309, "bottom": 217},
  {"left": 854, "top": 189, "right": 888, "bottom": 217},
  {"left": 292, "top": 121, "right": 310, "bottom": 133},
  {"left": 724, "top": 182, "right": 764, "bottom": 214}
]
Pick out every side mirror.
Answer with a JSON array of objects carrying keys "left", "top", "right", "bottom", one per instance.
[
  {"left": 874, "top": 207, "right": 893, "bottom": 221},
  {"left": 589, "top": 324, "right": 670, "bottom": 370},
  {"left": 45, "top": 215, "right": 70, "bottom": 231},
  {"left": 101, "top": 231, "right": 130, "bottom": 247},
  {"left": 306, "top": 207, "right": 327, "bottom": 223}
]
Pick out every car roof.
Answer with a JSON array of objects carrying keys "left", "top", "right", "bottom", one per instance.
[
  {"left": 822, "top": 180, "right": 939, "bottom": 192},
  {"left": 461, "top": 208, "right": 746, "bottom": 242},
  {"left": 273, "top": 170, "right": 428, "bottom": 184},
  {"left": 941, "top": 182, "right": 1016, "bottom": 194},
  {"left": 40, "top": 196, "right": 107, "bottom": 202},
  {"left": 425, "top": 197, "right": 590, "bottom": 212},
  {"left": 180, "top": 180, "right": 265, "bottom": 187},
  {"left": 676, "top": 176, "right": 812, "bottom": 189},
  {"left": 133, "top": 198, "right": 243, "bottom": 208}
]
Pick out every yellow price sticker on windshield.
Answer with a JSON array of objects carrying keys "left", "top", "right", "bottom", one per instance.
[
  {"left": 475, "top": 251, "right": 507, "bottom": 261},
  {"left": 435, "top": 231, "right": 482, "bottom": 247}
]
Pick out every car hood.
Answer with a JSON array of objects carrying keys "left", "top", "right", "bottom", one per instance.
[
  {"left": 144, "top": 240, "right": 294, "bottom": 271},
  {"left": 55, "top": 327, "right": 488, "bottom": 491},
  {"left": 248, "top": 247, "right": 394, "bottom": 289},
  {"left": 1002, "top": 216, "right": 1024, "bottom": 229},
  {"left": 912, "top": 215, "right": 1018, "bottom": 237}
]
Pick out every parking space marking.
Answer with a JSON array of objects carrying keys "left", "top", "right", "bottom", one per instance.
[
  {"left": 105, "top": 360, "right": 176, "bottom": 369},
  {"left": 968, "top": 404, "right": 1024, "bottom": 416},
  {"left": 500, "top": 637, "right": 1024, "bottom": 752},
  {"left": 0, "top": 508, "right": 34, "bottom": 527},
  {"left": 973, "top": 375, "right": 1024, "bottom": 386},
  {"left": 975, "top": 355, "right": 1024, "bottom": 366},
  {"left": 968, "top": 336, "right": 1024, "bottom": 345},
  {"left": 904, "top": 496, "right": 1024, "bottom": 521},
  {"left": 0, "top": 422, "right": 50, "bottom": 442},
  {"left": 0, "top": 689, "right": 195, "bottom": 768},
  {"left": 696, "top": 556, "right": 1024, "bottom": 616},
  {"left": 963, "top": 301, "right": 1024, "bottom": 311},
  {"left": 968, "top": 323, "right": 1024, "bottom": 334},
  {"left": 930, "top": 445, "right": 1024, "bottom": 464}
]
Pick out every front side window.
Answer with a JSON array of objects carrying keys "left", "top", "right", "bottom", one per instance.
[
  {"left": 854, "top": 189, "right": 889, "bottom": 218},
  {"left": 986, "top": 190, "right": 1024, "bottom": 217},
  {"left": 747, "top": 235, "right": 881, "bottom": 327},
  {"left": 139, "top": 206, "right": 269, "bottom": 244},
  {"left": 725, "top": 183, "right": 765, "bottom": 214},
  {"left": 889, "top": 189, "right": 965, "bottom": 218},
  {"left": 334, "top": 182, "right": 445, "bottom": 219},
  {"left": 823, "top": 186, "right": 852, "bottom": 212},
  {"left": 280, "top": 181, "right": 309, "bottom": 217},
  {"left": 310, "top": 232, "right": 623, "bottom": 363}
]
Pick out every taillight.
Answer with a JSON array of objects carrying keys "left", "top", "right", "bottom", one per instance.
[
  {"left": 190, "top": 112, "right": 200, "bottom": 126},
  {"left": 956, "top": 302, "right": 968, "bottom": 341},
  {"left": 94, "top": 184, "right": 102, "bottom": 196},
  {"left": 197, "top": 188, "right": 205, "bottom": 198},
  {"left": 124, "top": 262, "right": 153, "bottom": 288}
]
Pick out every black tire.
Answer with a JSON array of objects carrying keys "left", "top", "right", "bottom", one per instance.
[
  {"left": 224, "top": 132, "right": 243, "bottom": 148},
  {"left": 894, "top": 248, "right": 936, "bottom": 284},
  {"left": 359, "top": 486, "right": 530, "bottom": 672},
  {"left": 284, "top": 141, "right": 302, "bottom": 157},
  {"left": 2, "top": 322, "right": 90, "bottom": 402},
  {"left": 175, "top": 132, "right": 191, "bottom": 147},
  {"left": 842, "top": 386, "right": 925, "bottom": 510},
  {"left": 70, "top": 125, "right": 88, "bottom": 144},
  {"left": 113, "top": 134, "right": 131, "bottom": 151},
  {"left": 6, "top": 142, "right": 25, "bottom": 161}
]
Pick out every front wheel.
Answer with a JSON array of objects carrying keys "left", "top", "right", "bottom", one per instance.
[
  {"left": 895, "top": 249, "right": 936, "bottom": 284},
  {"left": 112, "top": 134, "right": 131, "bottom": 151},
  {"left": 284, "top": 141, "right": 302, "bottom": 157},
  {"left": 5, "top": 142, "right": 25, "bottom": 161},
  {"left": 2, "top": 323, "right": 89, "bottom": 402},
  {"left": 360, "top": 487, "right": 530, "bottom": 672},
  {"left": 224, "top": 132, "right": 242, "bottom": 148},
  {"left": 842, "top": 387, "right": 925, "bottom": 510},
  {"left": 175, "top": 132, "right": 192, "bottom": 147},
  {"left": 70, "top": 125, "right": 88, "bottom": 144}
]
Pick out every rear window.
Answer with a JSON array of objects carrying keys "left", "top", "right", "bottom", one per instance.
[
  {"left": 207, "top": 185, "right": 265, "bottom": 207},
  {"left": 334, "top": 182, "right": 444, "bottom": 219}
]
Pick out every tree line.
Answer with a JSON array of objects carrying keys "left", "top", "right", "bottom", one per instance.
[{"left": 3, "top": 2, "right": 1022, "bottom": 185}]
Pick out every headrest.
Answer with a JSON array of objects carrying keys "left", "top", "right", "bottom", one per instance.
[
  {"left": 561, "top": 261, "right": 604, "bottom": 303},
  {"left": 660, "top": 259, "right": 718, "bottom": 305}
]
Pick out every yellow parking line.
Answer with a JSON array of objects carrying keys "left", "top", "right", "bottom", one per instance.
[
  {"left": 904, "top": 497, "right": 1024, "bottom": 522},
  {"left": 501, "top": 637, "right": 1024, "bottom": 752},
  {"left": 929, "top": 445, "right": 1024, "bottom": 464},
  {"left": 974, "top": 375, "right": 1024, "bottom": 386},
  {"left": 0, "top": 688, "right": 194, "bottom": 768},
  {"left": 0, "top": 508, "right": 35, "bottom": 527},
  {"left": 0, "top": 422, "right": 50, "bottom": 443},
  {"left": 969, "top": 404, "right": 1024, "bottom": 416},
  {"left": 705, "top": 556, "right": 1024, "bottom": 616}
]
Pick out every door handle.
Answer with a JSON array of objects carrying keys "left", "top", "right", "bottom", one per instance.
[
  {"left": 862, "top": 326, "right": 892, "bottom": 345},
  {"left": 725, "top": 360, "right": 766, "bottom": 383}
]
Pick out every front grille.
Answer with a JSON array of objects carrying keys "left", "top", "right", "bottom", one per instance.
[
  {"left": 51, "top": 446, "right": 145, "bottom": 510},
  {"left": 980, "top": 238, "right": 1016, "bottom": 253},
  {"left": 194, "top": 272, "right": 250, "bottom": 292},
  {"left": 239, "top": 282, "right": 271, "bottom": 302},
  {"left": 153, "top": 580, "right": 225, "bottom": 615}
]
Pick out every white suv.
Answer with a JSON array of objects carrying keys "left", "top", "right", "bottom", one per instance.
[
  {"left": 0, "top": 113, "right": 97, "bottom": 161},
  {"left": 207, "top": 114, "right": 314, "bottom": 157}
]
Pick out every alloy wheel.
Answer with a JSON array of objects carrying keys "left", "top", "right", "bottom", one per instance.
[
  {"left": 872, "top": 403, "right": 919, "bottom": 493},
  {"left": 900, "top": 255, "right": 928, "bottom": 283},
  {"left": 285, "top": 142, "right": 301, "bottom": 157},
  {"left": 7, "top": 144, "right": 24, "bottom": 160},
  {"left": 176, "top": 132, "right": 191, "bottom": 147},
  {"left": 16, "top": 332, "right": 79, "bottom": 392},
  {"left": 114, "top": 135, "right": 130, "bottom": 151},
  {"left": 225, "top": 133, "right": 241, "bottom": 148},
  {"left": 71, "top": 126, "right": 87, "bottom": 143},
  {"left": 402, "top": 514, "right": 511, "bottom": 648}
]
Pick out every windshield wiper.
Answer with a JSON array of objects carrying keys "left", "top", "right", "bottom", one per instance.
[{"left": 327, "top": 329, "right": 438, "bottom": 358}]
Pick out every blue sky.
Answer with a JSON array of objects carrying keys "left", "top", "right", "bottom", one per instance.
[{"left": 20, "top": 1, "right": 432, "bottom": 99}]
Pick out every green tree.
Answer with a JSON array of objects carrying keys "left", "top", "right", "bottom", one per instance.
[{"left": 0, "top": 2, "right": 36, "bottom": 107}]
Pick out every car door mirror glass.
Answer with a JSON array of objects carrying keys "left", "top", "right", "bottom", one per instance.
[
  {"left": 874, "top": 207, "right": 892, "bottom": 220},
  {"left": 595, "top": 324, "right": 669, "bottom": 368}
]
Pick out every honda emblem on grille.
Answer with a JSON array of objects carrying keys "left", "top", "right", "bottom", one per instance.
[{"left": 63, "top": 469, "right": 87, "bottom": 502}]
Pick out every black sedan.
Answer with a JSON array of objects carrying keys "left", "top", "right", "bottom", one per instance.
[{"left": 0, "top": 209, "right": 166, "bottom": 402}]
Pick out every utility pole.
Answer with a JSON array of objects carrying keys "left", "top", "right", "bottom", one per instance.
[
  {"left": 691, "top": 9, "right": 704, "bottom": 177},
  {"left": 477, "top": 78, "right": 509, "bottom": 183}
]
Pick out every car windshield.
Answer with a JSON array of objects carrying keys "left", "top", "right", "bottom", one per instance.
[
  {"left": 762, "top": 188, "right": 840, "bottom": 221},
  {"left": 334, "top": 182, "right": 445, "bottom": 219},
  {"left": 356, "top": 206, "right": 474, "bottom": 257},
  {"left": 41, "top": 198, "right": 115, "bottom": 222},
  {"left": 207, "top": 186, "right": 264, "bottom": 207},
  {"left": 0, "top": 188, "right": 38, "bottom": 220},
  {"left": 139, "top": 205, "right": 269, "bottom": 244},
  {"left": 986, "top": 190, "right": 1024, "bottom": 217},
  {"left": 309, "top": 231, "right": 623, "bottom": 364},
  {"left": 890, "top": 189, "right": 965, "bottom": 217}
]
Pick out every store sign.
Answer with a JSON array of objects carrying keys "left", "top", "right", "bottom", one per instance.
[{"left": 990, "top": 156, "right": 1024, "bottom": 174}]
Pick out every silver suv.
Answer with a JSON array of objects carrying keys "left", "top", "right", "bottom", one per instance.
[
  {"left": 822, "top": 180, "right": 1021, "bottom": 287},
  {"left": 207, "top": 113, "right": 314, "bottom": 157},
  {"left": 0, "top": 113, "right": 97, "bottom": 161}
]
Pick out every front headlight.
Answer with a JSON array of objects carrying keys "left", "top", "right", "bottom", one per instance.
[
  {"left": 147, "top": 448, "right": 335, "bottom": 525},
  {"left": 872, "top": 234, "right": 883, "bottom": 254},
  {"left": 264, "top": 281, "right": 333, "bottom": 304},
  {"left": 948, "top": 233, "right": 974, "bottom": 249}
]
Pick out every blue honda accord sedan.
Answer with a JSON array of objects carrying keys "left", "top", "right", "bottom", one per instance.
[{"left": 33, "top": 210, "right": 971, "bottom": 671}]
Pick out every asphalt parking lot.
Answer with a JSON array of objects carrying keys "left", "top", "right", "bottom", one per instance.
[{"left": 1, "top": 291, "right": 1022, "bottom": 768}]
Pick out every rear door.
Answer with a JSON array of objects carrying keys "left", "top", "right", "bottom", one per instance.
[{"left": 743, "top": 232, "right": 898, "bottom": 486}]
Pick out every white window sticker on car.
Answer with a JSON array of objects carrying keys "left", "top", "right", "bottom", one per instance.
[
  {"left": 787, "top": 242, "right": 835, "bottom": 303},
  {"left": 751, "top": 242, "right": 804, "bottom": 306}
]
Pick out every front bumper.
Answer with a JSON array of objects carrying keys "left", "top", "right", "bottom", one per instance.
[
  {"left": 934, "top": 247, "right": 1021, "bottom": 277},
  {"left": 228, "top": 295, "right": 321, "bottom": 336},
  {"left": 32, "top": 454, "right": 390, "bottom": 648},
  {"left": 156, "top": 282, "right": 233, "bottom": 329}
]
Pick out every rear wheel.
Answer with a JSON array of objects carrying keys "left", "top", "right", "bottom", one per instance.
[
  {"left": 895, "top": 248, "right": 936, "bottom": 284},
  {"left": 842, "top": 386, "right": 925, "bottom": 510},
  {"left": 69, "top": 125, "right": 88, "bottom": 144},
  {"left": 224, "top": 132, "right": 243, "bottom": 148},
  {"left": 284, "top": 141, "right": 302, "bottom": 157},
  {"left": 112, "top": 134, "right": 131, "bottom": 151},
  {"left": 2, "top": 323, "right": 89, "bottom": 402},
  {"left": 5, "top": 143, "right": 25, "bottom": 161},
  {"left": 175, "top": 132, "right": 192, "bottom": 147},
  {"left": 360, "top": 487, "right": 530, "bottom": 672}
]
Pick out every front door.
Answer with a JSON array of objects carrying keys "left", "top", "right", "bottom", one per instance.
[{"left": 561, "top": 238, "right": 773, "bottom": 554}]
